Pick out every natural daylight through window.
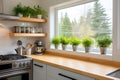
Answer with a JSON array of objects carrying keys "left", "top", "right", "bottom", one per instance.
[{"left": 51, "top": 0, "right": 113, "bottom": 55}]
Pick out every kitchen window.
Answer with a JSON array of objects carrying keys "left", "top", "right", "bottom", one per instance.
[{"left": 50, "top": 0, "right": 119, "bottom": 57}]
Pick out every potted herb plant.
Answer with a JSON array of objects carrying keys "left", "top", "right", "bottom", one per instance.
[
  {"left": 13, "top": 3, "right": 24, "bottom": 17},
  {"left": 34, "top": 5, "right": 48, "bottom": 19},
  {"left": 23, "top": 6, "right": 35, "bottom": 17},
  {"left": 51, "top": 37, "right": 60, "bottom": 49},
  {"left": 13, "top": 4, "right": 35, "bottom": 17},
  {"left": 70, "top": 37, "right": 81, "bottom": 51},
  {"left": 60, "top": 36, "right": 69, "bottom": 50},
  {"left": 82, "top": 37, "right": 94, "bottom": 53},
  {"left": 96, "top": 36, "right": 112, "bottom": 54}
]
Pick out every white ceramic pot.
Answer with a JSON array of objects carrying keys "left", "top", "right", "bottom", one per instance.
[
  {"left": 18, "top": 13, "right": 23, "bottom": 17},
  {"left": 37, "top": 14, "right": 42, "bottom": 19}
]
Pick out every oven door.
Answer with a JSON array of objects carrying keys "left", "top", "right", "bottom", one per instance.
[{"left": 0, "top": 69, "right": 32, "bottom": 80}]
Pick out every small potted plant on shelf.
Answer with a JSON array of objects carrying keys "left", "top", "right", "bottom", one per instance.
[
  {"left": 82, "top": 37, "right": 94, "bottom": 53},
  {"left": 34, "top": 5, "right": 48, "bottom": 19},
  {"left": 13, "top": 4, "right": 35, "bottom": 18},
  {"left": 60, "top": 36, "right": 69, "bottom": 50},
  {"left": 70, "top": 37, "right": 81, "bottom": 51},
  {"left": 13, "top": 3, "right": 24, "bottom": 17},
  {"left": 51, "top": 37, "right": 60, "bottom": 49},
  {"left": 96, "top": 36, "right": 112, "bottom": 54},
  {"left": 22, "top": 6, "right": 35, "bottom": 17}
]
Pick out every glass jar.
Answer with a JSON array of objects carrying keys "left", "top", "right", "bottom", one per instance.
[
  {"left": 31, "top": 27, "right": 35, "bottom": 33},
  {"left": 26, "top": 27, "right": 31, "bottom": 33}
]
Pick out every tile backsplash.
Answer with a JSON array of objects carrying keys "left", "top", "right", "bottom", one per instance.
[{"left": 0, "top": 20, "right": 41, "bottom": 55}]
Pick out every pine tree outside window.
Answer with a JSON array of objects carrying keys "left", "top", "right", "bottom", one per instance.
[{"left": 51, "top": 0, "right": 113, "bottom": 55}]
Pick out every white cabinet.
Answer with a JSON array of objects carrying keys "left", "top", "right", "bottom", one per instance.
[
  {"left": 47, "top": 76, "right": 58, "bottom": 80},
  {"left": 33, "top": 61, "right": 96, "bottom": 80},
  {"left": 47, "top": 65, "right": 96, "bottom": 80},
  {"left": 33, "top": 61, "right": 47, "bottom": 80}
]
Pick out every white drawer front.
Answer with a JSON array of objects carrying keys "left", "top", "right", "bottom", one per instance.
[
  {"left": 33, "top": 61, "right": 47, "bottom": 80},
  {"left": 33, "top": 61, "right": 46, "bottom": 71},
  {"left": 47, "top": 65, "right": 95, "bottom": 80}
]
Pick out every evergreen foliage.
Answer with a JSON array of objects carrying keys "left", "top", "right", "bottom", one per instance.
[
  {"left": 59, "top": 13, "right": 72, "bottom": 37},
  {"left": 91, "top": 0, "right": 111, "bottom": 38}
]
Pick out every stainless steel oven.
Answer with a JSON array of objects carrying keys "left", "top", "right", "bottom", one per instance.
[
  {"left": 0, "top": 54, "right": 32, "bottom": 80},
  {"left": 0, "top": 69, "right": 32, "bottom": 80}
]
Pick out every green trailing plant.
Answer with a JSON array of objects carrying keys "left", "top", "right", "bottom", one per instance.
[
  {"left": 51, "top": 37, "right": 60, "bottom": 46},
  {"left": 13, "top": 4, "right": 47, "bottom": 18},
  {"left": 22, "top": 6, "right": 35, "bottom": 17},
  {"left": 13, "top": 3, "right": 24, "bottom": 16},
  {"left": 60, "top": 36, "right": 69, "bottom": 45},
  {"left": 82, "top": 37, "right": 94, "bottom": 47},
  {"left": 34, "top": 5, "right": 48, "bottom": 18},
  {"left": 70, "top": 37, "right": 81, "bottom": 46},
  {"left": 96, "top": 36, "right": 112, "bottom": 47}
]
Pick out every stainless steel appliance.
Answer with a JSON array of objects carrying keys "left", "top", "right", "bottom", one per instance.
[
  {"left": 0, "top": 54, "right": 32, "bottom": 80},
  {"left": 34, "top": 41, "right": 46, "bottom": 55}
]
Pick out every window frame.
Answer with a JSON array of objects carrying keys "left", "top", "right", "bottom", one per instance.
[{"left": 49, "top": 0, "right": 120, "bottom": 61}]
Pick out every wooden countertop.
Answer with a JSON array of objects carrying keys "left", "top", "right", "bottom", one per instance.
[{"left": 26, "top": 54, "right": 120, "bottom": 80}]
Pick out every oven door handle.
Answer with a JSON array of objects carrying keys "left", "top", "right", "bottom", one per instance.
[
  {"left": 34, "top": 64, "right": 43, "bottom": 68},
  {"left": 0, "top": 69, "right": 30, "bottom": 79}
]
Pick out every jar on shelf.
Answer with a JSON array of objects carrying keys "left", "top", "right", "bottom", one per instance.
[
  {"left": 26, "top": 27, "right": 31, "bottom": 33},
  {"left": 31, "top": 27, "right": 35, "bottom": 33},
  {"left": 18, "top": 26, "right": 21, "bottom": 33},
  {"left": 23, "top": 26, "right": 26, "bottom": 33},
  {"left": 21, "top": 26, "right": 24, "bottom": 33},
  {"left": 14, "top": 26, "right": 19, "bottom": 33}
]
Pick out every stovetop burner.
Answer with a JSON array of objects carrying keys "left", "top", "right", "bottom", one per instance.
[{"left": 0, "top": 54, "right": 27, "bottom": 61}]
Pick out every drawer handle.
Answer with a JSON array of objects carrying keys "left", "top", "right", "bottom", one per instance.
[
  {"left": 34, "top": 64, "right": 43, "bottom": 68},
  {"left": 58, "top": 73, "right": 77, "bottom": 80}
]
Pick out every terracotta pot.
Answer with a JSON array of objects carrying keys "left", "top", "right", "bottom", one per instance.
[
  {"left": 72, "top": 45, "right": 77, "bottom": 51},
  {"left": 85, "top": 47, "right": 90, "bottom": 53},
  {"left": 62, "top": 44, "right": 66, "bottom": 50},
  {"left": 100, "top": 47, "right": 106, "bottom": 54}
]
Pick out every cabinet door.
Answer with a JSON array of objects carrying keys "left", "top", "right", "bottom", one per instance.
[
  {"left": 47, "top": 76, "right": 58, "bottom": 80},
  {"left": 47, "top": 65, "right": 95, "bottom": 80},
  {"left": 33, "top": 61, "right": 47, "bottom": 80}
]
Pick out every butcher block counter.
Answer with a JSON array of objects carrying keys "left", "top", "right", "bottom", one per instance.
[{"left": 26, "top": 52, "right": 120, "bottom": 80}]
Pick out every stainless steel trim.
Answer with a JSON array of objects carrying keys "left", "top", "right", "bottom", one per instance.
[{"left": 0, "top": 13, "right": 19, "bottom": 19}]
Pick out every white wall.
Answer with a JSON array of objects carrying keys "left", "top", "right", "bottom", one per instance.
[
  {"left": 38, "top": 0, "right": 71, "bottom": 9},
  {"left": 0, "top": 0, "right": 41, "bottom": 54},
  {"left": 3, "top": 0, "right": 41, "bottom": 14}
]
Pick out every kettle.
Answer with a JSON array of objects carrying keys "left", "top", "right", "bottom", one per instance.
[{"left": 34, "top": 41, "right": 46, "bottom": 55}]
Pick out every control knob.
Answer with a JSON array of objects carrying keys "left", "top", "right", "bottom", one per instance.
[
  {"left": 13, "top": 63, "right": 17, "bottom": 68},
  {"left": 27, "top": 62, "right": 30, "bottom": 67},
  {"left": 19, "top": 63, "right": 23, "bottom": 67}
]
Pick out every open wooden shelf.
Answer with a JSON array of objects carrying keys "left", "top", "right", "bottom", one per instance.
[
  {"left": 3, "top": 17, "right": 47, "bottom": 23},
  {"left": 9, "top": 33, "right": 47, "bottom": 37},
  {"left": 19, "top": 17, "right": 47, "bottom": 23}
]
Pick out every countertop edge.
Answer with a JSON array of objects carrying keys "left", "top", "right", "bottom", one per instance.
[{"left": 32, "top": 57, "right": 116, "bottom": 80}]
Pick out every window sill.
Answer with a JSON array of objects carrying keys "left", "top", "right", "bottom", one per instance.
[{"left": 47, "top": 49, "right": 112, "bottom": 61}]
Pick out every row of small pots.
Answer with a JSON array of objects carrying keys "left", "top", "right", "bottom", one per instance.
[{"left": 54, "top": 44, "right": 107, "bottom": 55}]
